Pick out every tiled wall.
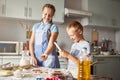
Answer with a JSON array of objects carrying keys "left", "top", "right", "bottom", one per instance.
[
  {"left": 57, "top": 18, "right": 116, "bottom": 51},
  {"left": 0, "top": 18, "right": 118, "bottom": 51},
  {"left": 0, "top": 18, "right": 26, "bottom": 42}
]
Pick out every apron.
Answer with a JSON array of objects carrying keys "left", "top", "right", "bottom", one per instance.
[{"left": 34, "top": 23, "right": 60, "bottom": 68}]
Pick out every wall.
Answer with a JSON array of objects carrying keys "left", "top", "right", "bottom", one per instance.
[
  {"left": 0, "top": 18, "right": 26, "bottom": 42},
  {"left": 0, "top": 18, "right": 116, "bottom": 51},
  {"left": 58, "top": 18, "right": 116, "bottom": 51}
]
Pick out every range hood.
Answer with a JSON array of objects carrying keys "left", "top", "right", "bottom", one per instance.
[{"left": 65, "top": 8, "right": 92, "bottom": 18}]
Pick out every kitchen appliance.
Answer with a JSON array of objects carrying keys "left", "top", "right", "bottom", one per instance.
[
  {"left": 65, "top": 8, "right": 92, "bottom": 18},
  {"left": 0, "top": 41, "right": 23, "bottom": 55},
  {"left": 101, "top": 38, "right": 112, "bottom": 52}
]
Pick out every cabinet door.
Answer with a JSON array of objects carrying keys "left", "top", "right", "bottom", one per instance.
[
  {"left": 81, "top": 0, "right": 120, "bottom": 28},
  {"left": 27, "top": 0, "right": 42, "bottom": 20},
  {"left": 0, "top": 0, "right": 6, "bottom": 16},
  {"left": 50, "top": 0, "right": 64, "bottom": 23},
  {"left": 40, "top": 0, "right": 64, "bottom": 23},
  {"left": 93, "top": 57, "right": 120, "bottom": 80},
  {"left": 3, "top": 0, "right": 64, "bottom": 23},
  {"left": 5, "top": 0, "right": 27, "bottom": 19}
]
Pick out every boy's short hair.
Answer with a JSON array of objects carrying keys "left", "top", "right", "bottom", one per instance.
[{"left": 67, "top": 21, "right": 83, "bottom": 32}]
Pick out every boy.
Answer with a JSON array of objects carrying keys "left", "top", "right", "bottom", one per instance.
[{"left": 58, "top": 21, "right": 90, "bottom": 78}]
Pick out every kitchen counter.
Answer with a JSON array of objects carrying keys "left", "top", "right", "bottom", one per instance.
[
  {"left": 0, "top": 67, "right": 73, "bottom": 80},
  {"left": 0, "top": 75, "right": 112, "bottom": 80},
  {"left": 0, "top": 65, "right": 113, "bottom": 80},
  {"left": 0, "top": 71, "right": 112, "bottom": 80},
  {"left": 0, "top": 75, "right": 36, "bottom": 80},
  {"left": 93, "top": 55, "right": 120, "bottom": 58},
  {"left": 0, "top": 55, "right": 31, "bottom": 66}
]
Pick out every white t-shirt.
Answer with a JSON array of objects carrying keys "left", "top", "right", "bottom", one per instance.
[{"left": 67, "top": 40, "right": 90, "bottom": 78}]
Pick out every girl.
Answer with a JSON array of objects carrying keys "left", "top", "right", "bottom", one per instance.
[{"left": 29, "top": 4, "right": 60, "bottom": 68}]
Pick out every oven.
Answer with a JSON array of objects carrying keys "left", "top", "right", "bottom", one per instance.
[{"left": 0, "top": 41, "right": 23, "bottom": 55}]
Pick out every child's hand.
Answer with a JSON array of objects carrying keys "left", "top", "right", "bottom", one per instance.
[
  {"left": 58, "top": 50, "right": 69, "bottom": 58},
  {"left": 40, "top": 54, "right": 48, "bottom": 61},
  {"left": 31, "top": 57, "right": 38, "bottom": 67}
]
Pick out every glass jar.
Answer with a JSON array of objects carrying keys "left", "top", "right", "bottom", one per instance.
[
  {"left": 19, "top": 51, "right": 30, "bottom": 67},
  {"left": 78, "top": 48, "right": 91, "bottom": 80},
  {"left": 82, "top": 55, "right": 91, "bottom": 80}
]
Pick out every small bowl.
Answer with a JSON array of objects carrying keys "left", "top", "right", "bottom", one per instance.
[
  {"left": 13, "top": 70, "right": 23, "bottom": 78},
  {"left": 102, "top": 52, "right": 110, "bottom": 55}
]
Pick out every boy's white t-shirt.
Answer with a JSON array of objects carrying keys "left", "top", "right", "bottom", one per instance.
[{"left": 67, "top": 40, "right": 90, "bottom": 78}]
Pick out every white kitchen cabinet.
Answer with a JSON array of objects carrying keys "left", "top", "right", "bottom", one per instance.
[
  {"left": 0, "top": 0, "right": 6, "bottom": 17},
  {"left": 6, "top": 0, "right": 42, "bottom": 20},
  {"left": 27, "top": 0, "right": 42, "bottom": 20},
  {"left": 81, "top": 0, "right": 120, "bottom": 28},
  {"left": 93, "top": 55, "right": 120, "bottom": 80},
  {"left": 5, "top": 0, "right": 43, "bottom": 20},
  {"left": 5, "top": 0, "right": 27, "bottom": 19},
  {"left": 1, "top": 0, "right": 64, "bottom": 23}
]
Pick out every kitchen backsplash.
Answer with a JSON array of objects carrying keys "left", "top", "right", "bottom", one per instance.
[{"left": 0, "top": 18, "right": 118, "bottom": 52}]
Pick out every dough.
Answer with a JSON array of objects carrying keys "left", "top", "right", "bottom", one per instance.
[{"left": 0, "top": 70, "right": 12, "bottom": 76}]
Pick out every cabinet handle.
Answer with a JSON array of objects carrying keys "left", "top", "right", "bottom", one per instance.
[
  {"left": 2, "top": 5, "right": 4, "bottom": 15},
  {"left": 2, "top": 5, "right": 5, "bottom": 15},
  {"left": 24, "top": 7, "right": 28, "bottom": 17},
  {"left": 29, "top": 8, "right": 32, "bottom": 17}
]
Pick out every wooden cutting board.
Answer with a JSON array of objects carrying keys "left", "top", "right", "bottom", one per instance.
[{"left": 92, "top": 30, "right": 98, "bottom": 42}]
